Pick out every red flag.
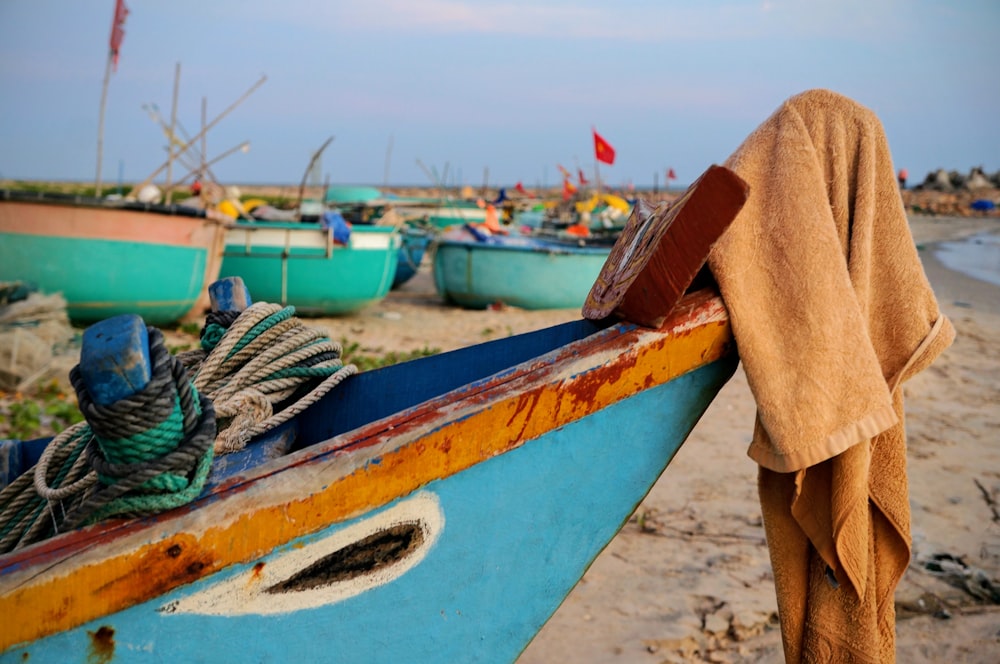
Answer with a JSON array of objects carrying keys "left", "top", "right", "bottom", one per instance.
[
  {"left": 593, "top": 129, "right": 615, "bottom": 165},
  {"left": 109, "top": 0, "right": 129, "bottom": 71},
  {"left": 578, "top": 169, "right": 589, "bottom": 186},
  {"left": 557, "top": 164, "right": 572, "bottom": 180},
  {"left": 667, "top": 167, "right": 677, "bottom": 180},
  {"left": 562, "top": 179, "right": 577, "bottom": 201},
  {"left": 514, "top": 181, "right": 535, "bottom": 198}
]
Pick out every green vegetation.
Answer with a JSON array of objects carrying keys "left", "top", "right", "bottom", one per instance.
[
  {"left": 0, "top": 379, "right": 84, "bottom": 440},
  {"left": 480, "top": 325, "right": 514, "bottom": 338},
  {"left": 0, "top": 180, "right": 300, "bottom": 210},
  {"left": 0, "top": 181, "right": 106, "bottom": 198},
  {"left": 340, "top": 338, "right": 440, "bottom": 372},
  {"left": 244, "top": 192, "right": 297, "bottom": 208}
]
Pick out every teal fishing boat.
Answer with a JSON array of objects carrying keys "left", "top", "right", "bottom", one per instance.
[
  {"left": 433, "top": 226, "right": 613, "bottom": 310},
  {"left": 0, "top": 190, "right": 228, "bottom": 325},
  {"left": 218, "top": 221, "right": 401, "bottom": 315}
]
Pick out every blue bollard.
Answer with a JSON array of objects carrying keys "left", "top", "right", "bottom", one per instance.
[
  {"left": 79, "top": 314, "right": 152, "bottom": 406},
  {"left": 208, "top": 276, "right": 252, "bottom": 313}
]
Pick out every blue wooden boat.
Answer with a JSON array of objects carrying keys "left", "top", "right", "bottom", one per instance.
[
  {"left": 433, "top": 226, "right": 614, "bottom": 310},
  {"left": 0, "top": 166, "right": 750, "bottom": 663}
]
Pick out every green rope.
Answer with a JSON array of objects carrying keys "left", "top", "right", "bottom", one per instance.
[
  {"left": 94, "top": 392, "right": 202, "bottom": 494},
  {"left": 265, "top": 365, "right": 344, "bottom": 380},
  {"left": 84, "top": 444, "right": 214, "bottom": 525},
  {"left": 225, "top": 306, "right": 295, "bottom": 360},
  {"left": 200, "top": 322, "right": 228, "bottom": 351},
  {"left": 0, "top": 327, "right": 217, "bottom": 553}
]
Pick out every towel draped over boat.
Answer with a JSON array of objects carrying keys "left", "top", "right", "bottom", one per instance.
[{"left": 706, "top": 89, "right": 955, "bottom": 662}]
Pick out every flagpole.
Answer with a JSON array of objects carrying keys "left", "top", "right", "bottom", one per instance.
[{"left": 94, "top": 52, "right": 114, "bottom": 197}]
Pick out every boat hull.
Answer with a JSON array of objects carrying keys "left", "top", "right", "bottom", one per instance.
[
  {"left": 1, "top": 358, "right": 734, "bottom": 664},
  {"left": 0, "top": 289, "right": 735, "bottom": 663},
  {"left": 434, "top": 234, "right": 612, "bottom": 310},
  {"left": 218, "top": 222, "right": 401, "bottom": 315},
  {"left": 0, "top": 195, "right": 227, "bottom": 325}
]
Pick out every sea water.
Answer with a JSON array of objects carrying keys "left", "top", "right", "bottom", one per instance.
[{"left": 934, "top": 231, "right": 1000, "bottom": 288}]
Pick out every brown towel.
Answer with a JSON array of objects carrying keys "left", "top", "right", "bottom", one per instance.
[{"left": 707, "top": 89, "right": 955, "bottom": 662}]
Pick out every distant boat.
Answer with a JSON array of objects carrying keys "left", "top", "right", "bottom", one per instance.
[
  {"left": 320, "top": 187, "right": 435, "bottom": 290},
  {"left": 218, "top": 221, "right": 401, "bottom": 315},
  {"left": 392, "top": 224, "right": 433, "bottom": 289},
  {"left": 325, "top": 186, "right": 489, "bottom": 230},
  {"left": 0, "top": 189, "right": 228, "bottom": 325},
  {"left": 433, "top": 225, "right": 613, "bottom": 310},
  {"left": 395, "top": 200, "right": 491, "bottom": 230}
]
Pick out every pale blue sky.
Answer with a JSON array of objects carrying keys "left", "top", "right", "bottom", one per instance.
[{"left": 0, "top": 1, "right": 997, "bottom": 188}]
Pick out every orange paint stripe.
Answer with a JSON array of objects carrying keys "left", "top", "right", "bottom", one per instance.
[{"left": 0, "top": 312, "right": 731, "bottom": 650}]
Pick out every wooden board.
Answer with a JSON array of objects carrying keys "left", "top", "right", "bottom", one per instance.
[{"left": 583, "top": 164, "right": 749, "bottom": 327}]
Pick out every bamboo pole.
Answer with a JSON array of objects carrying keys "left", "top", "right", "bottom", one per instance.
[
  {"left": 142, "top": 101, "right": 229, "bottom": 198},
  {"left": 94, "top": 53, "right": 114, "bottom": 197},
  {"left": 200, "top": 97, "right": 207, "bottom": 183},
  {"left": 171, "top": 140, "right": 251, "bottom": 188},
  {"left": 130, "top": 74, "right": 267, "bottom": 196},
  {"left": 296, "top": 136, "right": 335, "bottom": 220},
  {"left": 383, "top": 134, "right": 394, "bottom": 188},
  {"left": 164, "top": 63, "right": 181, "bottom": 204}
]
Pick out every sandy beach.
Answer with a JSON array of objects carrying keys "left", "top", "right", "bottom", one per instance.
[{"left": 298, "top": 213, "right": 1000, "bottom": 663}]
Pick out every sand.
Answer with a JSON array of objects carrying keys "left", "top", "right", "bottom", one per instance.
[{"left": 301, "top": 214, "right": 1000, "bottom": 663}]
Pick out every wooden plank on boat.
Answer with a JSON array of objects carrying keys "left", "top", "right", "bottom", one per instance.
[{"left": 583, "top": 164, "right": 749, "bottom": 328}]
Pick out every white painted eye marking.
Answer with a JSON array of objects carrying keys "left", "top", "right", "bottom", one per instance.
[{"left": 159, "top": 492, "right": 444, "bottom": 616}]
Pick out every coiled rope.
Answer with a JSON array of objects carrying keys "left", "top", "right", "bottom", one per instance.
[
  {"left": 0, "top": 302, "right": 356, "bottom": 553},
  {"left": 179, "top": 301, "right": 358, "bottom": 453},
  {"left": 0, "top": 328, "right": 215, "bottom": 552}
]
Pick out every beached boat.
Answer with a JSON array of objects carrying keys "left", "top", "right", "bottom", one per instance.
[
  {"left": 319, "top": 189, "right": 436, "bottom": 290},
  {"left": 218, "top": 221, "right": 401, "bottom": 315},
  {"left": 325, "top": 186, "right": 489, "bottom": 231},
  {"left": 432, "top": 225, "right": 614, "bottom": 310},
  {"left": 393, "top": 224, "right": 433, "bottom": 288},
  {"left": 0, "top": 165, "right": 750, "bottom": 664},
  {"left": 0, "top": 190, "right": 229, "bottom": 326},
  {"left": 393, "top": 199, "right": 491, "bottom": 229}
]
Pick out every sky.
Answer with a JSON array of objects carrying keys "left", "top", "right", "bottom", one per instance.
[{"left": 0, "top": 0, "right": 998, "bottom": 189}]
